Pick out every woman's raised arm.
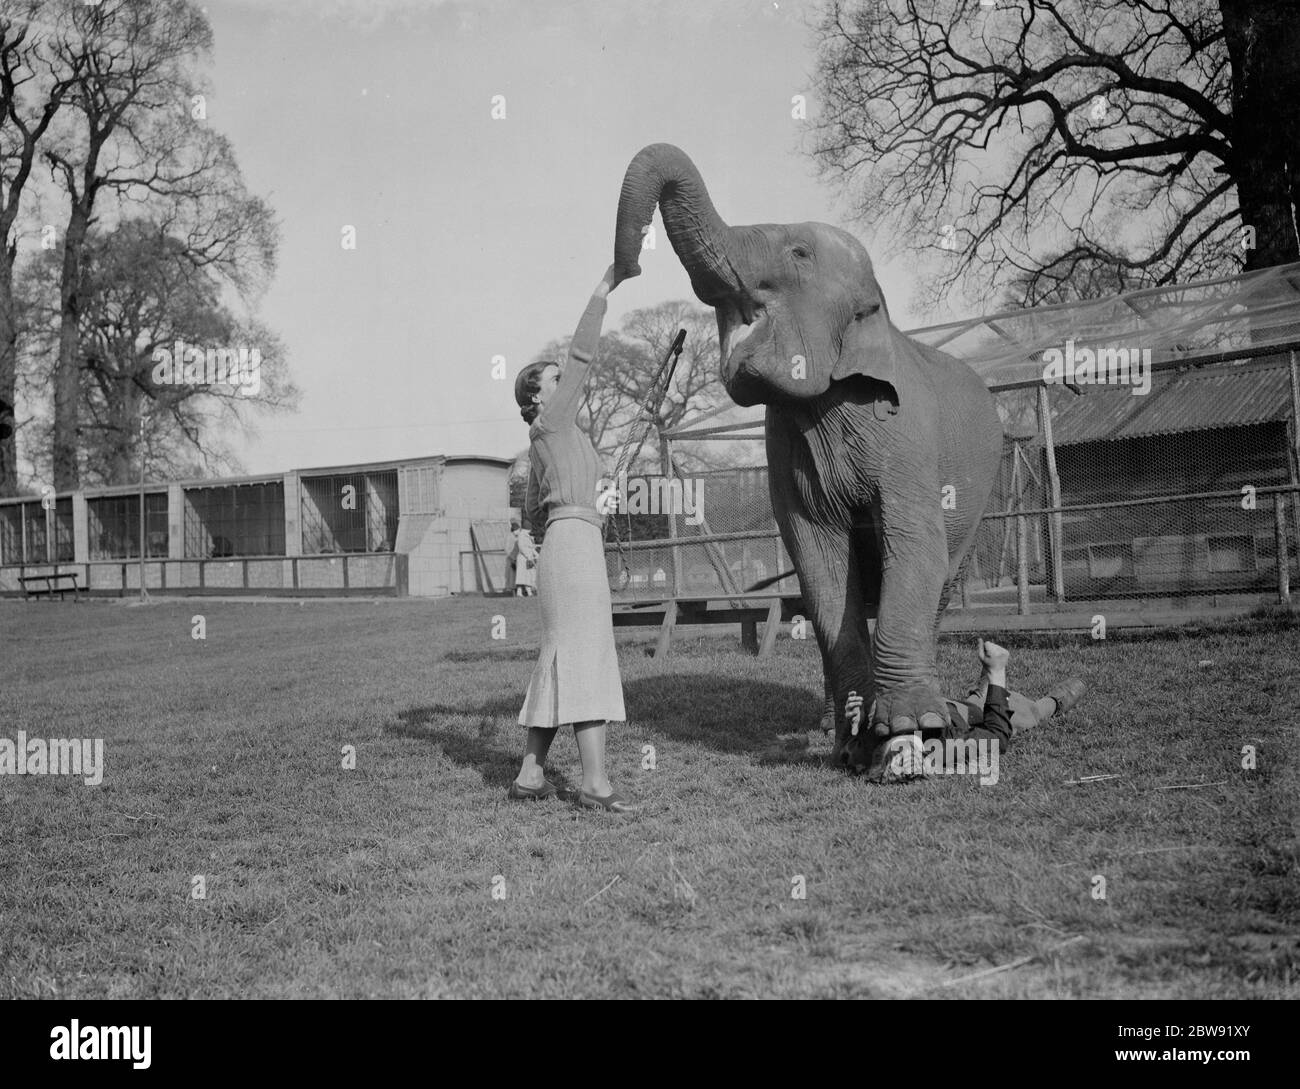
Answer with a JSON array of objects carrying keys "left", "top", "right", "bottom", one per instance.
[{"left": 540, "top": 265, "right": 621, "bottom": 426}]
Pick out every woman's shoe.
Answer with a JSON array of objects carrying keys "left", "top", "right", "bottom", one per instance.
[
  {"left": 508, "top": 778, "right": 556, "bottom": 801},
  {"left": 576, "top": 789, "right": 639, "bottom": 813}
]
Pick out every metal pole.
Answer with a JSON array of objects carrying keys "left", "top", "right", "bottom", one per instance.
[
  {"left": 138, "top": 417, "right": 147, "bottom": 601},
  {"left": 1037, "top": 383, "right": 1065, "bottom": 602}
]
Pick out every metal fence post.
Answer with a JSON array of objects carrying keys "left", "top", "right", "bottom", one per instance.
[{"left": 1037, "top": 384, "right": 1065, "bottom": 602}]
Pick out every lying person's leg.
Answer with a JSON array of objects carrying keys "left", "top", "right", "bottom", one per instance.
[{"left": 1009, "top": 679, "right": 1088, "bottom": 732}]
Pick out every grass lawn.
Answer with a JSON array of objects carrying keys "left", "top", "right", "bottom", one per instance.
[{"left": 1, "top": 594, "right": 1296, "bottom": 999}]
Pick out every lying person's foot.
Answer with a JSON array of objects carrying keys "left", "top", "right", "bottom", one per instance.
[{"left": 1046, "top": 678, "right": 1087, "bottom": 717}]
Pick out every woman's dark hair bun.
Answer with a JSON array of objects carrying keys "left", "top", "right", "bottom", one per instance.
[{"left": 514, "top": 360, "right": 555, "bottom": 426}]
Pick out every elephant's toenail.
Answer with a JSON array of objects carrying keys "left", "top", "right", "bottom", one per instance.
[
  {"left": 919, "top": 712, "right": 945, "bottom": 730},
  {"left": 873, "top": 722, "right": 890, "bottom": 737},
  {"left": 891, "top": 716, "right": 917, "bottom": 734}
]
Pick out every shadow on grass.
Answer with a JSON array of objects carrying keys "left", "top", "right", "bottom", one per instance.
[
  {"left": 622, "top": 674, "right": 822, "bottom": 763},
  {"left": 389, "top": 699, "right": 532, "bottom": 789},
  {"left": 390, "top": 671, "right": 825, "bottom": 781}
]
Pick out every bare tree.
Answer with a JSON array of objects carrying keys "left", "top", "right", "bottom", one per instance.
[
  {"left": 533, "top": 300, "right": 726, "bottom": 470},
  {"left": 809, "top": 0, "right": 1296, "bottom": 309},
  {"left": 20, "top": 218, "right": 294, "bottom": 486},
  {"left": 42, "top": 0, "right": 219, "bottom": 489},
  {"left": 0, "top": 1, "right": 81, "bottom": 494}
]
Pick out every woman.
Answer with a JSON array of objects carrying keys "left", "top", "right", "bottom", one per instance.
[{"left": 510, "top": 264, "right": 636, "bottom": 813}]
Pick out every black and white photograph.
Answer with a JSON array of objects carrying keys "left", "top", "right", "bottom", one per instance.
[{"left": 0, "top": 0, "right": 1296, "bottom": 1037}]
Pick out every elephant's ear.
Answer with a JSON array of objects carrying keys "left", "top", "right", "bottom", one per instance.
[{"left": 831, "top": 301, "right": 899, "bottom": 405}]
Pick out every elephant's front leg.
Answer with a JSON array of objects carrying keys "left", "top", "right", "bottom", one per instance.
[
  {"left": 861, "top": 493, "right": 953, "bottom": 779},
  {"left": 780, "top": 515, "right": 875, "bottom": 768}
]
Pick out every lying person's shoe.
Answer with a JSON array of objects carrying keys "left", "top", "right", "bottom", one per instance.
[
  {"left": 508, "top": 778, "right": 557, "bottom": 801},
  {"left": 1046, "top": 678, "right": 1087, "bottom": 716},
  {"left": 576, "top": 789, "right": 640, "bottom": 813}
]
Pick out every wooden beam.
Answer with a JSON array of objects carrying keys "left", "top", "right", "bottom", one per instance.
[
  {"left": 757, "top": 598, "right": 782, "bottom": 657},
  {"left": 654, "top": 603, "right": 677, "bottom": 659}
]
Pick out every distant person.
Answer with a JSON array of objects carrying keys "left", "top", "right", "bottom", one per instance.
[
  {"left": 509, "top": 264, "right": 637, "bottom": 813},
  {"left": 506, "top": 520, "right": 538, "bottom": 597},
  {"left": 845, "top": 639, "right": 1085, "bottom": 760}
]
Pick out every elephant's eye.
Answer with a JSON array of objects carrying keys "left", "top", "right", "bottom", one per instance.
[{"left": 791, "top": 246, "right": 811, "bottom": 259}]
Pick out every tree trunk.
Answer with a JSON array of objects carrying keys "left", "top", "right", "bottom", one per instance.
[
  {"left": 1220, "top": 0, "right": 1300, "bottom": 271},
  {"left": 0, "top": 247, "right": 17, "bottom": 496},
  {"left": 53, "top": 205, "right": 90, "bottom": 491}
]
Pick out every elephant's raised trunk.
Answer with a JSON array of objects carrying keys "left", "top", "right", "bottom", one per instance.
[{"left": 614, "top": 143, "right": 752, "bottom": 309}]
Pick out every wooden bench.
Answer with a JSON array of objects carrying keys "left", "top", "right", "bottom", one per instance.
[
  {"left": 612, "top": 592, "right": 809, "bottom": 659},
  {"left": 20, "top": 572, "right": 83, "bottom": 601}
]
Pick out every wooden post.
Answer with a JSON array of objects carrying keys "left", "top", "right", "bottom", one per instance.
[
  {"left": 138, "top": 417, "right": 147, "bottom": 601},
  {"left": 1277, "top": 493, "right": 1291, "bottom": 603},
  {"left": 654, "top": 603, "right": 676, "bottom": 659},
  {"left": 757, "top": 597, "right": 782, "bottom": 657},
  {"left": 1037, "top": 384, "right": 1065, "bottom": 602},
  {"left": 1289, "top": 351, "right": 1300, "bottom": 562}
]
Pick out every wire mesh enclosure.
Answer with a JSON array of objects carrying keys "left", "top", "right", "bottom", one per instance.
[
  {"left": 605, "top": 262, "right": 1300, "bottom": 617},
  {"left": 183, "top": 482, "right": 285, "bottom": 558},
  {"left": 300, "top": 470, "right": 399, "bottom": 554},
  {"left": 88, "top": 494, "right": 168, "bottom": 560},
  {"left": 603, "top": 465, "right": 791, "bottom": 600}
]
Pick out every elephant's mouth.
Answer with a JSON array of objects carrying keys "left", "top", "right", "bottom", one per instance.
[{"left": 717, "top": 297, "right": 770, "bottom": 403}]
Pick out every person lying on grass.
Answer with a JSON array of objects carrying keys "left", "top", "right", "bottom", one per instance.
[{"left": 844, "top": 639, "right": 1085, "bottom": 775}]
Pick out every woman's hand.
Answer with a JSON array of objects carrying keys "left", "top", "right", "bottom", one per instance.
[{"left": 595, "top": 263, "right": 623, "bottom": 298}]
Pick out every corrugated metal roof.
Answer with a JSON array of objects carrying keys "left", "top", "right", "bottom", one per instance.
[{"left": 1049, "top": 362, "right": 1293, "bottom": 446}]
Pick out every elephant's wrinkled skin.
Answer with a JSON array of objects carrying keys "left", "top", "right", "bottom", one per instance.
[{"left": 613, "top": 144, "right": 1003, "bottom": 779}]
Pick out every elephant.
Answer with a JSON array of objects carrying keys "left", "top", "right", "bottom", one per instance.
[{"left": 612, "top": 143, "right": 1003, "bottom": 779}]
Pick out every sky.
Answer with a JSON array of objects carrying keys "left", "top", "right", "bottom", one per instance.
[{"left": 202, "top": 0, "right": 932, "bottom": 473}]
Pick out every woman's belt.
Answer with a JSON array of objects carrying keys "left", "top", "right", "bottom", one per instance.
[{"left": 547, "top": 504, "right": 604, "bottom": 528}]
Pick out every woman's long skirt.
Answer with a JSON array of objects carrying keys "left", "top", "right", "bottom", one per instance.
[{"left": 517, "top": 518, "right": 626, "bottom": 728}]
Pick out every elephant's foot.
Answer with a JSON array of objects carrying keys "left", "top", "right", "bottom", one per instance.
[
  {"left": 818, "top": 697, "right": 836, "bottom": 736},
  {"left": 831, "top": 682, "right": 950, "bottom": 782}
]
